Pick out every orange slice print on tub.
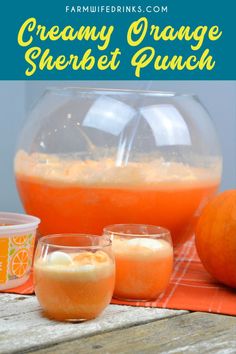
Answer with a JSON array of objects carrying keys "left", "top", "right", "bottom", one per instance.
[
  {"left": 12, "top": 235, "right": 28, "bottom": 245},
  {"left": 10, "top": 249, "right": 29, "bottom": 277}
]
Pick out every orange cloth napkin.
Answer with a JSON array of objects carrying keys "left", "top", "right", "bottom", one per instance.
[{"left": 3, "top": 238, "right": 236, "bottom": 315}]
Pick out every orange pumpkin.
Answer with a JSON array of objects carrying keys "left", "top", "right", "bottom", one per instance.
[{"left": 195, "top": 190, "right": 236, "bottom": 288}]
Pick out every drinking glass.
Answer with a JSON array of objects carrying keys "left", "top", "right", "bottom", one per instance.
[
  {"left": 34, "top": 234, "right": 115, "bottom": 321},
  {"left": 103, "top": 224, "right": 173, "bottom": 301}
]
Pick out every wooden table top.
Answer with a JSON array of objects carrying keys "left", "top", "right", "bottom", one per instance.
[{"left": 0, "top": 293, "right": 236, "bottom": 353}]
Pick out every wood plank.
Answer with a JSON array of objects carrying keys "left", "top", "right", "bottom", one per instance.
[
  {"left": 27, "top": 312, "right": 236, "bottom": 354},
  {"left": 0, "top": 293, "right": 186, "bottom": 354}
]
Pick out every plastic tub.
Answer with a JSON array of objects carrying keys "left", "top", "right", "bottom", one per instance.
[{"left": 0, "top": 212, "right": 40, "bottom": 290}]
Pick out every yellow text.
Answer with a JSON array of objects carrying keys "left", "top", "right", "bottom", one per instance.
[{"left": 24, "top": 47, "right": 121, "bottom": 76}]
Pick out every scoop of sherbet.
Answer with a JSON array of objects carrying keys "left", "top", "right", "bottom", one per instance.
[
  {"left": 127, "top": 238, "right": 165, "bottom": 250},
  {"left": 48, "top": 251, "right": 72, "bottom": 266}
]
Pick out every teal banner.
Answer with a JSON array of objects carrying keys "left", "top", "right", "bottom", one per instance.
[{"left": 0, "top": 0, "right": 235, "bottom": 80}]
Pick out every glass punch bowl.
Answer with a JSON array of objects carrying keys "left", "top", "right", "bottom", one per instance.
[{"left": 14, "top": 88, "right": 222, "bottom": 246}]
